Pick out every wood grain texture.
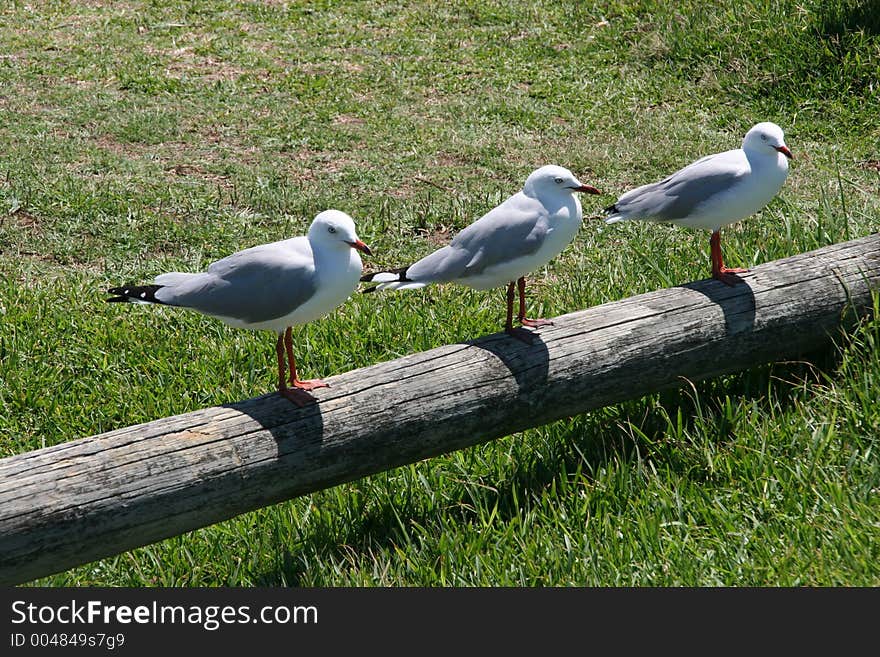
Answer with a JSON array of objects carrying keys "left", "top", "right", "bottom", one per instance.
[{"left": 1, "top": 233, "right": 878, "bottom": 585}]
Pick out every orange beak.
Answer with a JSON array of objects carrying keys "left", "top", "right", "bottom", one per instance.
[
  {"left": 348, "top": 240, "right": 372, "bottom": 256},
  {"left": 775, "top": 145, "right": 793, "bottom": 159}
]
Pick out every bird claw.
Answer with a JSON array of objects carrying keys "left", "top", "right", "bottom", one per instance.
[
  {"left": 520, "top": 317, "right": 553, "bottom": 328},
  {"left": 292, "top": 378, "right": 330, "bottom": 391}
]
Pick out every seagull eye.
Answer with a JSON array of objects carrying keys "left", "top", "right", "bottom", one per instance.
[
  {"left": 328, "top": 226, "right": 337, "bottom": 234},
  {"left": 760, "top": 134, "right": 767, "bottom": 141},
  {"left": 554, "top": 177, "right": 564, "bottom": 184}
]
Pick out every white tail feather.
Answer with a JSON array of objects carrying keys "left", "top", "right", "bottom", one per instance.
[
  {"left": 373, "top": 281, "right": 428, "bottom": 291},
  {"left": 368, "top": 271, "right": 407, "bottom": 283}
]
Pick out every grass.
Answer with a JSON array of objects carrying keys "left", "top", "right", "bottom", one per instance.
[{"left": 0, "top": 0, "right": 878, "bottom": 586}]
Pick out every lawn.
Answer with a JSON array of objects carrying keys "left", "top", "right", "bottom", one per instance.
[{"left": 0, "top": 0, "right": 878, "bottom": 585}]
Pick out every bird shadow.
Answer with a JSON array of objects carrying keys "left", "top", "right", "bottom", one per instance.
[
  {"left": 464, "top": 328, "right": 551, "bottom": 401},
  {"left": 248, "top": 343, "right": 840, "bottom": 586},
  {"left": 677, "top": 276, "right": 757, "bottom": 334},
  {"left": 222, "top": 321, "right": 553, "bottom": 445},
  {"left": 222, "top": 391, "right": 326, "bottom": 458}
]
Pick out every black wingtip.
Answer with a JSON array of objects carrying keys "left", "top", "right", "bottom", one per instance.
[
  {"left": 604, "top": 203, "right": 619, "bottom": 214},
  {"left": 104, "top": 284, "right": 166, "bottom": 304},
  {"left": 106, "top": 286, "right": 130, "bottom": 303},
  {"left": 359, "top": 267, "right": 412, "bottom": 284}
]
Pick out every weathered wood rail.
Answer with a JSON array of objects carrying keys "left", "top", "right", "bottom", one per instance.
[{"left": 1, "top": 234, "right": 878, "bottom": 585}]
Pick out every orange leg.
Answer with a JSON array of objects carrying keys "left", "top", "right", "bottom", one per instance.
[
  {"left": 275, "top": 329, "right": 323, "bottom": 407},
  {"left": 517, "top": 276, "right": 553, "bottom": 328},
  {"left": 284, "top": 326, "right": 328, "bottom": 391},
  {"left": 710, "top": 231, "right": 747, "bottom": 286},
  {"left": 505, "top": 279, "right": 539, "bottom": 344}
]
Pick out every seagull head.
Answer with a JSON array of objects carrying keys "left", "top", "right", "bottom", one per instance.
[
  {"left": 523, "top": 164, "right": 602, "bottom": 199},
  {"left": 743, "top": 122, "right": 792, "bottom": 160},
  {"left": 310, "top": 210, "right": 372, "bottom": 255}
]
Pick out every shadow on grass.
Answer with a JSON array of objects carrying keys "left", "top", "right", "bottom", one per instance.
[
  {"left": 252, "top": 342, "right": 841, "bottom": 585},
  {"left": 817, "top": 0, "right": 880, "bottom": 38}
]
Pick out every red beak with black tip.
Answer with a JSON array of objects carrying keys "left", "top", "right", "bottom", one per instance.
[
  {"left": 348, "top": 240, "right": 372, "bottom": 256},
  {"left": 775, "top": 145, "right": 793, "bottom": 159},
  {"left": 574, "top": 184, "right": 602, "bottom": 195}
]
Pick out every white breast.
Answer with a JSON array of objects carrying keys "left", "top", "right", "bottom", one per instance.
[
  {"left": 674, "top": 152, "right": 790, "bottom": 232},
  {"left": 222, "top": 249, "right": 362, "bottom": 334}
]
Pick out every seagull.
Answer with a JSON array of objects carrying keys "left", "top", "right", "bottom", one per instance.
[
  {"left": 605, "top": 122, "right": 792, "bottom": 285},
  {"left": 360, "top": 165, "right": 601, "bottom": 342},
  {"left": 106, "top": 209, "right": 371, "bottom": 406}
]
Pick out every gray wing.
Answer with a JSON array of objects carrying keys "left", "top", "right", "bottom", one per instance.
[
  {"left": 612, "top": 150, "right": 747, "bottom": 222},
  {"left": 154, "top": 237, "right": 318, "bottom": 324},
  {"left": 407, "top": 193, "right": 549, "bottom": 282}
]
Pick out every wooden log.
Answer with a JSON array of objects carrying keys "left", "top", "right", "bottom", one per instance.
[{"left": 1, "top": 234, "right": 879, "bottom": 585}]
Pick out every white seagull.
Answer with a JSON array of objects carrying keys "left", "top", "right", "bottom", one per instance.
[
  {"left": 360, "top": 165, "right": 601, "bottom": 342},
  {"left": 605, "top": 122, "right": 792, "bottom": 285},
  {"left": 107, "top": 209, "right": 371, "bottom": 406}
]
